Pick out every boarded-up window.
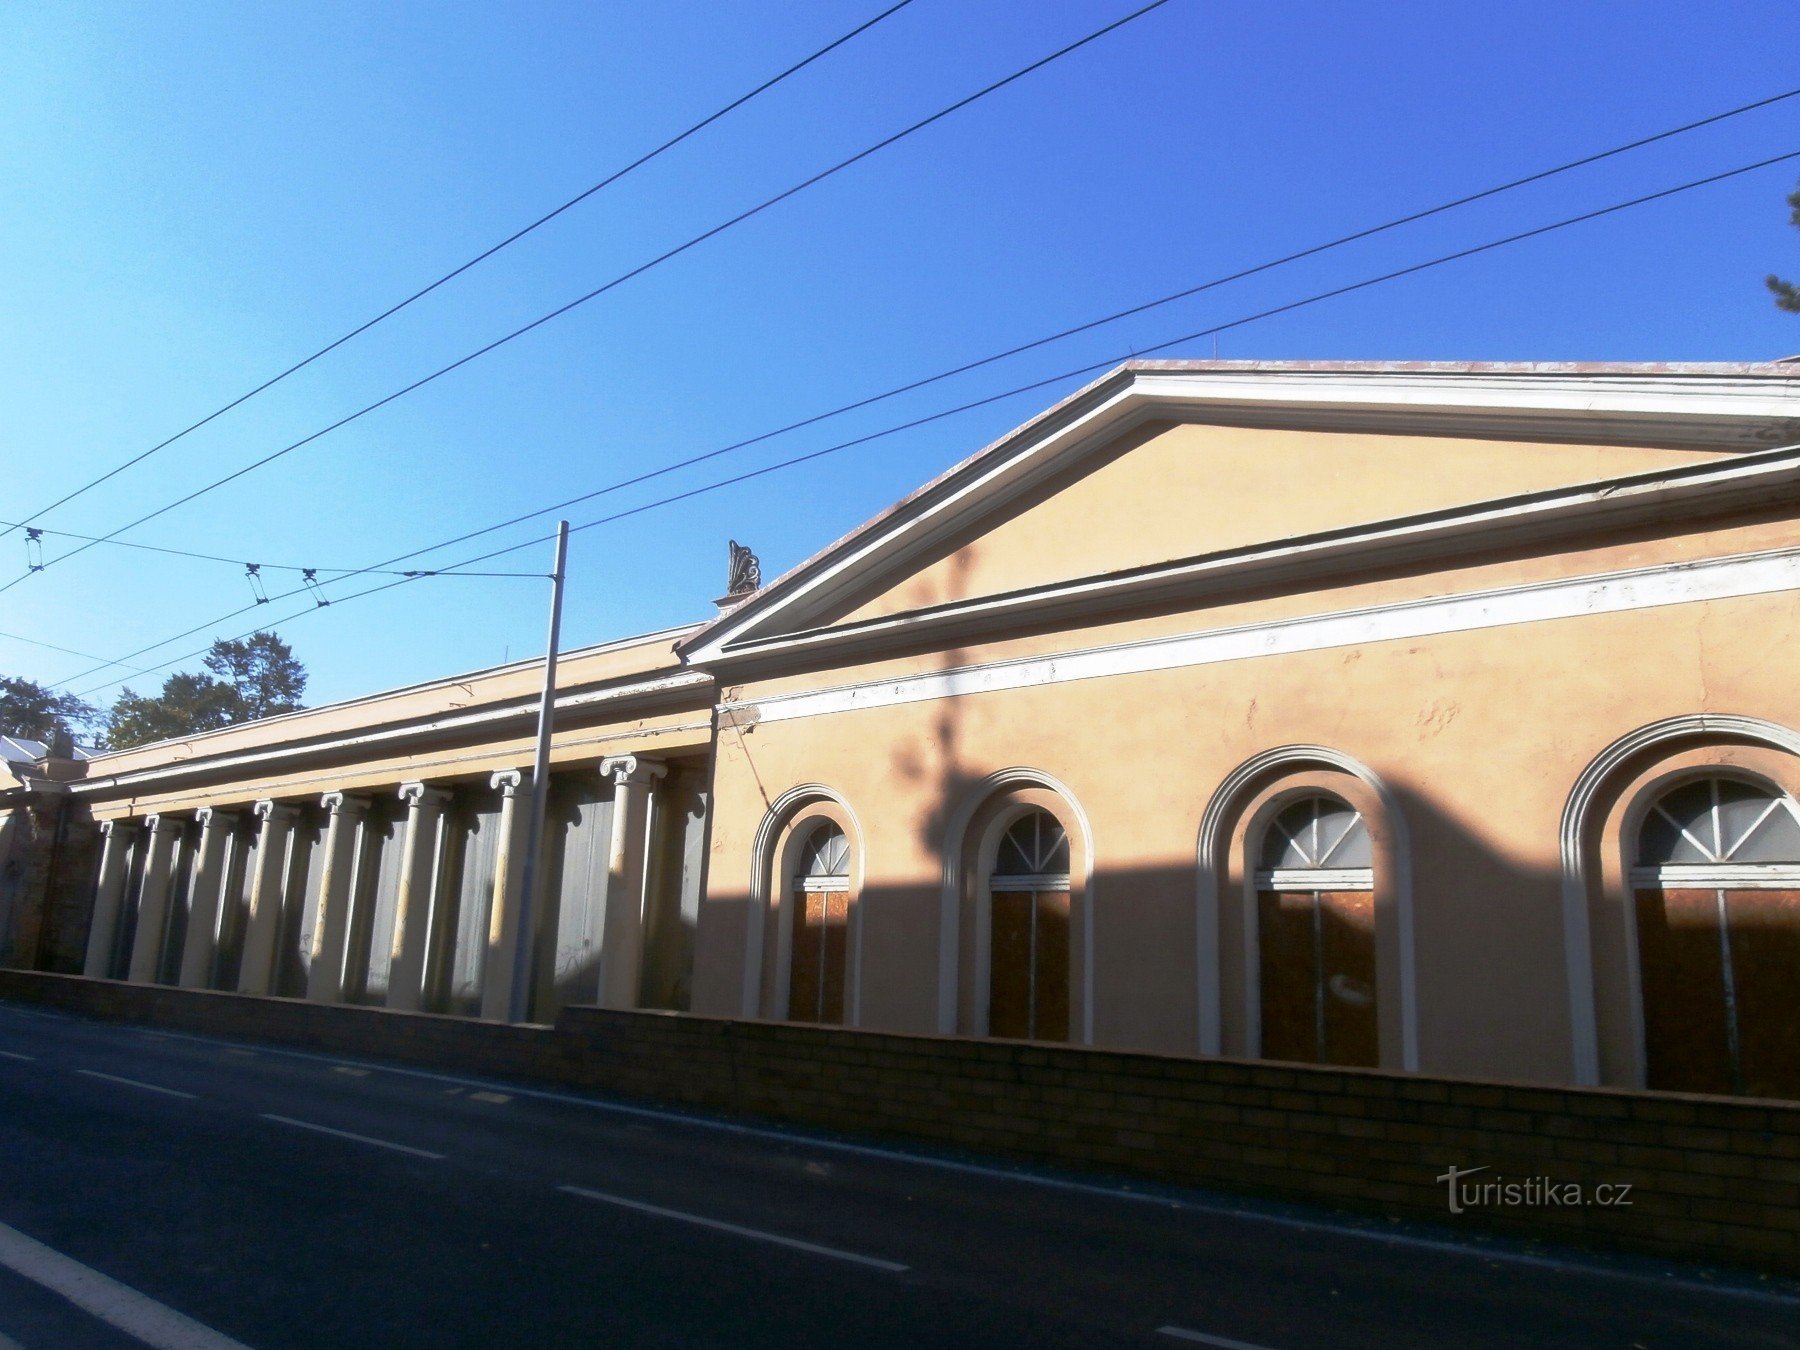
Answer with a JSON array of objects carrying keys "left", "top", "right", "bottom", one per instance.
[
  {"left": 1632, "top": 776, "right": 1800, "bottom": 1099},
  {"left": 433, "top": 786, "right": 503, "bottom": 1017},
  {"left": 534, "top": 775, "right": 615, "bottom": 1019},
  {"left": 788, "top": 823, "right": 850, "bottom": 1026},
  {"left": 988, "top": 810, "right": 1070, "bottom": 1043},
  {"left": 345, "top": 796, "right": 406, "bottom": 1006},
  {"left": 1255, "top": 795, "right": 1377, "bottom": 1068}
]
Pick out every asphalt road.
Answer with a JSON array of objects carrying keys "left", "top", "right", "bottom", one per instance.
[{"left": 0, "top": 1001, "right": 1792, "bottom": 1349}]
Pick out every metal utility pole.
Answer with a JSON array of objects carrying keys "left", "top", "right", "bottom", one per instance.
[{"left": 509, "top": 519, "right": 569, "bottom": 1024}]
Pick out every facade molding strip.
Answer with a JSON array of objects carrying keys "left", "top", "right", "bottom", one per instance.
[{"left": 733, "top": 545, "right": 1800, "bottom": 726}]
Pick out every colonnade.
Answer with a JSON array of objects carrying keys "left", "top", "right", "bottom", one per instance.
[{"left": 80, "top": 754, "right": 668, "bottom": 1020}]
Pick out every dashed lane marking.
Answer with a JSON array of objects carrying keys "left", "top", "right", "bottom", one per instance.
[
  {"left": 0, "top": 1217, "right": 250, "bottom": 1349},
  {"left": 261, "top": 1113, "right": 445, "bottom": 1161},
  {"left": 48, "top": 1010, "right": 1800, "bottom": 1311},
  {"left": 469, "top": 1091, "right": 510, "bottom": 1104},
  {"left": 331, "top": 1066, "right": 369, "bottom": 1078},
  {"left": 1158, "top": 1328, "right": 1277, "bottom": 1349},
  {"left": 558, "top": 1184, "right": 908, "bottom": 1273},
  {"left": 0, "top": 1051, "right": 35, "bottom": 1062},
  {"left": 73, "top": 1070, "right": 196, "bottom": 1100}
]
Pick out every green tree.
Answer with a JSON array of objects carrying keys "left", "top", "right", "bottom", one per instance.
[
  {"left": 105, "top": 632, "right": 306, "bottom": 750},
  {"left": 1768, "top": 178, "right": 1800, "bottom": 313},
  {"left": 202, "top": 632, "right": 306, "bottom": 720},
  {"left": 0, "top": 676, "right": 100, "bottom": 745}
]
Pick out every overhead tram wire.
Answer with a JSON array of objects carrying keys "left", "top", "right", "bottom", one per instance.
[
  {"left": 23, "top": 85, "right": 1800, "bottom": 589},
  {"left": 0, "top": 629, "right": 162, "bottom": 680},
  {"left": 0, "top": 518, "right": 544, "bottom": 577},
  {"left": 0, "top": 0, "right": 918, "bottom": 548},
  {"left": 297, "top": 84, "right": 1800, "bottom": 581},
  {"left": 59, "top": 145, "right": 1800, "bottom": 702},
  {"left": 1, "top": 0, "right": 1176, "bottom": 597}
]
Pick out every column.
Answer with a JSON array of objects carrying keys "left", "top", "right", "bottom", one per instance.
[
  {"left": 178, "top": 808, "right": 239, "bottom": 988},
  {"left": 595, "top": 755, "right": 667, "bottom": 1010},
  {"left": 238, "top": 802, "right": 297, "bottom": 995},
  {"left": 83, "top": 820, "right": 138, "bottom": 979},
  {"left": 305, "top": 792, "right": 368, "bottom": 1004},
  {"left": 387, "top": 782, "right": 450, "bottom": 1013},
  {"left": 479, "top": 770, "right": 532, "bottom": 1021},
  {"left": 126, "top": 815, "right": 183, "bottom": 984}
]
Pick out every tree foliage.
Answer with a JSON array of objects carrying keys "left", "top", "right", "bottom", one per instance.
[
  {"left": 0, "top": 676, "right": 100, "bottom": 745},
  {"left": 105, "top": 632, "right": 306, "bottom": 750},
  {"left": 1768, "top": 179, "right": 1800, "bottom": 313}
]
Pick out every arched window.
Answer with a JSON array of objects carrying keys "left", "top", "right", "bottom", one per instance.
[
  {"left": 1254, "top": 795, "right": 1377, "bottom": 1068},
  {"left": 988, "top": 810, "right": 1070, "bottom": 1042},
  {"left": 1631, "top": 776, "right": 1800, "bottom": 1098},
  {"left": 787, "top": 822, "right": 850, "bottom": 1025}
]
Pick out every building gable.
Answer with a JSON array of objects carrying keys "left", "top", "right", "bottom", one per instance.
[{"left": 681, "top": 361, "right": 1800, "bottom": 669}]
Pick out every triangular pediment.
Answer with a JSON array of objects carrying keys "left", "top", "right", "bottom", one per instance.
[{"left": 680, "top": 362, "right": 1800, "bottom": 668}]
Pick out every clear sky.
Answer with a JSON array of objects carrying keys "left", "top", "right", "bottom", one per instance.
[{"left": 2, "top": 0, "right": 1798, "bottom": 714}]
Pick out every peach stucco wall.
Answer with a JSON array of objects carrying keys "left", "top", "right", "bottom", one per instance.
[{"left": 695, "top": 581, "right": 1800, "bottom": 1085}]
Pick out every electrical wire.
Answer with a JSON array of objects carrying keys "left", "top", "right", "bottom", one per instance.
[
  {"left": 0, "top": 518, "right": 547, "bottom": 576},
  {"left": 58, "top": 145, "right": 1800, "bottom": 701},
  {"left": 1, "top": 0, "right": 1174, "bottom": 596},
  {"left": 0, "top": 0, "right": 918, "bottom": 549},
  {"left": 20, "top": 84, "right": 1800, "bottom": 585}
]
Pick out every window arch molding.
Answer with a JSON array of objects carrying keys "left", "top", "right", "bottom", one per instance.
[
  {"left": 1197, "top": 745, "right": 1417, "bottom": 1070},
  {"left": 937, "top": 768, "right": 1094, "bottom": 1042},
  {"left": 1561, "top": 714, "right": 1800, "bottom": 1088},
  {"left": 744, "top": 785, "right": 866, "bottom": 1024}
]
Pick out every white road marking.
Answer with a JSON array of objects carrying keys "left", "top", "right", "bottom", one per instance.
[
  {"left": 469, "top": 1091, "right": 510, "bottom": 1104},
  {"left": 1158, "top": 1328, "right": 1276, "bottom": 1349},
  {"left": 330, "top": 1066, "right": 369, "bottom": 1078},
  {"left": 74, "top": 1070, "right": 195, "bottom": 1100},
  {"left": 0, "top": 1050, "right": 36, "bottom": 1062},
  {"left": 558, "top": 1184, "right": 908, "bottom": 1273},
  {"left": 55, "top": 1013, "right": 1800, "bottom": 1310},
  {"left": 260, "top": 1113, "right": 444, "bottom": 1160},
  {"left": 0, "top": 1216, "right": 250, "bottom": 1349}
]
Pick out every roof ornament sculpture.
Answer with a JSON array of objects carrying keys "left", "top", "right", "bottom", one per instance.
[{"left": 727, "top": 540, "right": 761, "bottom": 596}]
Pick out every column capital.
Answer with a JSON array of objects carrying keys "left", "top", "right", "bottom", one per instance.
[
  {"left": 253, "top": 799, "right": 298, "bottom": 825},
  {"left": 600, "top": 755, "right": 667, "bottom": 787},
  {"left": 195, "top": 806, "right": 241, "bottom": 827},
  {"left": 143, "top": 813, "right": 184, "bottom": 837},
  {"left": 490, "top": 769, "right": 530, "bottom": 795},
  {"left": 319, "top": 791, "right": 370, "bottom": 817},
  {"left": 99, "top": 818, "right": 138, "bottom": 840},
  {"left": 398, "top": 782, "right": 452, "bottom": 808}
]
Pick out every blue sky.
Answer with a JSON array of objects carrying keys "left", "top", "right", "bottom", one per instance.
[{"left": 2, "top": 0, "right": 1798, "bottom": 714}]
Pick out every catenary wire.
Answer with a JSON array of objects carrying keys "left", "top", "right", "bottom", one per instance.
[
  {"left": 271, "top": 85, "right": 1800, "bottom": 582},
  {"left": 58, "top": 146, "right": 1800, "bottom": 701},
  {"left": 0, "top": 0, "right": 918, "bottom": 548},
  {"left": 0, "top": 519, "right": 544, "bottom": 576},
  {"left": 1, "top": 0, "right": 1174, "bottom": 596},
  {"left": 19, "top": 84, "right": 1800, "bottom": 585}
]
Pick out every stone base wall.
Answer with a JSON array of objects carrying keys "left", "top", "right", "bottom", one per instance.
[{"left": 0, "top": 969, "right": 1792, "bottom": 1275}]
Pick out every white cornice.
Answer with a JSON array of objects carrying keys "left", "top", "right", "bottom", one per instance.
[
  {"left": 81, "top": 621, "right": 701, "bottom": 769},
  {"left": 70, "top": 669, "right": 713, "bottom": 799},
  {"left": 681, "top": 364, "right": 1800, "bottom": 666}
]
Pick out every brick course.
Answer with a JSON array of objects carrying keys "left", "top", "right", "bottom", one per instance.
[{"left": 0, "top": 969, "right": 1792, "bottom": 1275}]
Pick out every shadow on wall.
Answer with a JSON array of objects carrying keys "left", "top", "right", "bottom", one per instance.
[{"left": 807, "top": 704, "right": 1797, "bottom": 1101}]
